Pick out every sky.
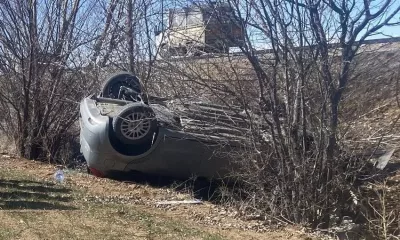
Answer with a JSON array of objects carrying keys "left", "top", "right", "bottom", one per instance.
[{"left": 371, "top": 25, "right": 400, "bottom": 39}]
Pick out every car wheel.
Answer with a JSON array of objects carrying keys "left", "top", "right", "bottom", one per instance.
[
  {"left": 112, "top": 103, "right": 157, "bottom": 145},
  {"left": 102, "top": 72, "right": 142, "bottom": 101}
]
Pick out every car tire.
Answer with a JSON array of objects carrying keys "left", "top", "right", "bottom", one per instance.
[
  {"left": 112, "top": 102, "right": 157, "bottom": 145},
  {"left": 102, "top": 72, "right": 142, "bottom": 100}
]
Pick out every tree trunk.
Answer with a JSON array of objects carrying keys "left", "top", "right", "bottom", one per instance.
[{"left": 127, "top": 0, "right": 136, "bottom": 73}]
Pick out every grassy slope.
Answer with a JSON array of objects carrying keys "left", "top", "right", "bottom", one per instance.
[
  {"left": 0, "top": 157, "right": 312, "bottom": 240},
  {"left": 0, "top": 165, "right": 223, "bottom": 240}
]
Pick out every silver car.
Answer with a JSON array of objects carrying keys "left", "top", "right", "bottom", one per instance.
[{"left": 79, "top": 72, "right": 244, "bottom": 179}]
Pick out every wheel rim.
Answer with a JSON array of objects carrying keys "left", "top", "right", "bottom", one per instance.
[{"left": 120, "top": 111, "right": 151, "bottom": 140}]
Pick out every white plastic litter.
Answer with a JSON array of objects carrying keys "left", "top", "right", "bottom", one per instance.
[
  {"left": 54, "top": 169, "right": 65, "bottom": 183},
  {"left": 156, "top": 199, "right": 202, "bottom": 205}
]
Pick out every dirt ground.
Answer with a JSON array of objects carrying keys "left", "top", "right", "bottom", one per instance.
[{"left": 0, "top": 155, "right": 321, "bottom": 240}]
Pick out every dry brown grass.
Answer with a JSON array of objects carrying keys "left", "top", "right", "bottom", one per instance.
[{"left": 0, "top": 156, "right": 317, "bottom": 240}]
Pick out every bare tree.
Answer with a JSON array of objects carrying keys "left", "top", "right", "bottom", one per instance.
[
  {"left": 152, "top": 0, "right": 400, "bottom": 228},
  {"left": 0, "top": 0, "right": 100, "bottom": 160}
]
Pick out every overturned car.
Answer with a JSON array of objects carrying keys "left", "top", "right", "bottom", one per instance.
[{"left": 79, "top": 72, "right": 250, "bottom": 179}]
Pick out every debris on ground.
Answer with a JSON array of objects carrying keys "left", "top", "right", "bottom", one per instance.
[{"left": 156, "top": 199, "right": 202, "bottom": 205}]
